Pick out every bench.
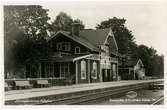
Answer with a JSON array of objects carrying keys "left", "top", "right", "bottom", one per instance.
[
  {"left": 15, "top": 81, "right": 33, "bottom": 90},
  {"left": 64, "top": 79, "right": 73, "bottom": 86},
  {"left": 36, "top": 80, "right": 50, "bottom": 88},
  {"left": 5, "top": 82, "right": 12, "bottom": 91},
  {"left": 64, "top": 75, "right": 75, "bottom": 86}
]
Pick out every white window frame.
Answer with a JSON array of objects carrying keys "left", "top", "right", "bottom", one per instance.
[
  {"left": 112, "top": 64, "right": 117, "bottom": 78},
  {"left": 91, "top": 61, "right": 97, "bottom": 79},
  {"left": 81, "top": 60, "right": 86, "bottom": 79},
  {"left": 75, "top": 46, "right": 80, "bottom": 54}
]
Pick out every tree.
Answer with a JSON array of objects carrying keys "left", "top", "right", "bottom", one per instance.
[
  {"left": 4, "top": 5, "right": 51, "bottom": 77},
  {"left": 96, "top": 17, "right": 164, "bottom": 77},
  {"left": 153, "top": 55, "right": 164, "bottom": 77},
  {"left": 96, "top": 17, "right": 137, "bottom": 56},
  {"left": 73, "top": 19, "right": 85, "bottom": 30},
  {"left": 134, "top": 45, "right": 159, "bottom": 76},
  {"left": 50, "top": 12, "right": 85, "bottom": 34},
  {"left": 51, "top": 12, "right": 73, "bottom": 33},
  {"left": 4, "top": 6, "right": 50, "bottom": 40}
]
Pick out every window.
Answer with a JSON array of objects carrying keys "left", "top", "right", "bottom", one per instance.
[
  {"left": 54, "top": 63, "right": 60, "bottom": 77},
  {"left": 81, "top": 60, "right": 86, "bottom": 79},
  {"left": 56, "top": 42, "right": 71, "bottom": 51},
  {"left": 31, "top": 64, "right": 39, "bottom": 78},
  {"left": 25, "top": 64, "right": 31, "bottom": 78},
  {"left": 62, "top": 43, "right": 65, "bottom": 50},
  {"left": 75, "top": 46, "right": 80, "bottom": 54},
  {"left": 91, "top": 61, "right": 97, "bottom": 79},
  {"left": 50, "top": 42, "right": 53, "bottom": 48},
  {"left": 112, "top": 64, "right": 117, "bottom": 79},
  {"left": 64, "top": 42, "right": 71, "bottom": 51},
  {"left": 56, "top": 43, "right": 62, "bottom": 50},
  {"left": 105, "top": 46, "right": 109, "bottom": 56},
  {"left": 105, "top": 70, "right": 108, "bottom": 77},
  {"left": 50, "top": 64, "right": 54, "bottom": 77},
  {"left": 60, "top": 63, "right": 70, "bottom": 78},
  {"left": 45, "top": 63, "right": 54, "bottom": 78},
  {"left": 45, "top": 64, "right": 49, "bottom": 78}
]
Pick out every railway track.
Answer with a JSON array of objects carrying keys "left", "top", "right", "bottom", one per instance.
[
  {"left": 151, "top": 97, "right": 164, "bottom": 105},
  {"left": 37, "top": 84, "right": 148, "bottom": 105},
  {"left": 5, "top": 80, "right": 163, "bottom": 105}
]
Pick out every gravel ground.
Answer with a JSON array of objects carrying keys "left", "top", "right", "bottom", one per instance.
[{"left": 97, "top": 89, "right": 164, "bottom": 105}]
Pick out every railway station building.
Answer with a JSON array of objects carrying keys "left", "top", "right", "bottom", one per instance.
[{"left": 24, "top": 23, "right": 119, "bottom": 85}]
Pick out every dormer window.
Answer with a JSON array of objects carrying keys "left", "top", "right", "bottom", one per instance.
[{"left": 75, "top": 46, "right": 80, "bottom": 54}]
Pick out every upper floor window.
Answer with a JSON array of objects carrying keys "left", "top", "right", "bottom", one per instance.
[
  {"left": 50, "top": 42, "right": 53, "bottom": 48},
  {"left": 57, "top": 43, "right": 62, "bottom": 50},
  {"left": 105, "top": 46, "right": 109, "bottom": 56},
  {"left": 81, "top": 60, "right": 86, "bottom": 79},
  {"left": 100, "top": 45, "right": 109, "bottom": 56},
  {"left": 75, "top": 46, "right": 80, "bottom": 54},
  {"left": 56, "top": 42, "right": 71, "bottom": 51}
]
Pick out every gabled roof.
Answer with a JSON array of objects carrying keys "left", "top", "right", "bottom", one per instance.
[
  {"left": 125, "top": 59, "right": 139, "bottom": 67},
  {"left": 119, "top": 58, "right": 144, "bottom": 67},
  {"left": 79, "top": 28, "right": 111, "bottom": 45},
  {"left": 47, "top": 31, "right": 100, "bottom": 52},
  {"left": 47, "top": 28, "right": 118, "bottom": 53}
]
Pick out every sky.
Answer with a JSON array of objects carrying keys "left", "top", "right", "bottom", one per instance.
[
  {"left": 2, "top": 0, "right": 167, "bottom": 55},
  {"left": 40, "top": 0, "right": 167, "bottom": 55}
]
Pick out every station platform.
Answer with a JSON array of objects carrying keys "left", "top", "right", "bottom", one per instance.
[{"left": 5, "top": 79, "right": 163, "bottom": 103}]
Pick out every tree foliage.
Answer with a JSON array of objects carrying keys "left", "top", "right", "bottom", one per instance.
[
  {"left": 4, "top": 5, "right": 51, "bottom": 75},
  {"left": 96, "top": 17, "right": 164, "bottom": 77},
  {"left": 133, "top": 45, "right": 164, "bottom": 77},
  {"left": 4, "top": 5, "right": 50, "bottom": 40},
  {"left": 50, "top": 12, "right": 85, "bottom": 34},
  {"left": 134, "top": 45, "right": 156, "bottom": 76},
  {"left": 4, "top": 6, "right": 163, "bottom": 78},
  {"left": 96, "top": 17, "right": 137, "bottom": 55}
]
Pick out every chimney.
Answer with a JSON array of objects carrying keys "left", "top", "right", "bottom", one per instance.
[{"left": 71, "top": 23, "right": 80, "bottom": 36}]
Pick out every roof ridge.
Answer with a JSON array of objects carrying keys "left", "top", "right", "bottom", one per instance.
[
  {"left": 72, "top": 34, "right": 100, "bottom": 50},
  {"left": 81, "top": 27, "right": 110, "bottom": 32}
]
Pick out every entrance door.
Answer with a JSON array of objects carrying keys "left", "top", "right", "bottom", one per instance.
[
  {"left": 107, "top": 69, "right": 111, "bottom": 81},
  {"left": 102, "top": 69, "right": 113, "bottom": 82},
  {"left": 102, "top": 69, "right": 108, "bottom": 82},
  {"left": 109, "top": 69, "right": 113, "bottom": 81}
]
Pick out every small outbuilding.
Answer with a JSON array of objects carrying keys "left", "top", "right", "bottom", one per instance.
[{"left": 118, "top": 58, "right": 145, "bottom": 80}]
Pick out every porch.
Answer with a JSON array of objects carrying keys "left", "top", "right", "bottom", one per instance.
[
  {"left": 5, "top": 54, "right": 102, "bottom": 90},
  {"left": 118, "top": 67, "right": 135, "bottom": 80}
]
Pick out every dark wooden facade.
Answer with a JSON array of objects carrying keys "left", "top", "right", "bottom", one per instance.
[
  {"left": 24, "top": 27, "right": 119, "bottom": 85},
  {"left": 118, "top": 59, "right": 145, "bottom": 80}
]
